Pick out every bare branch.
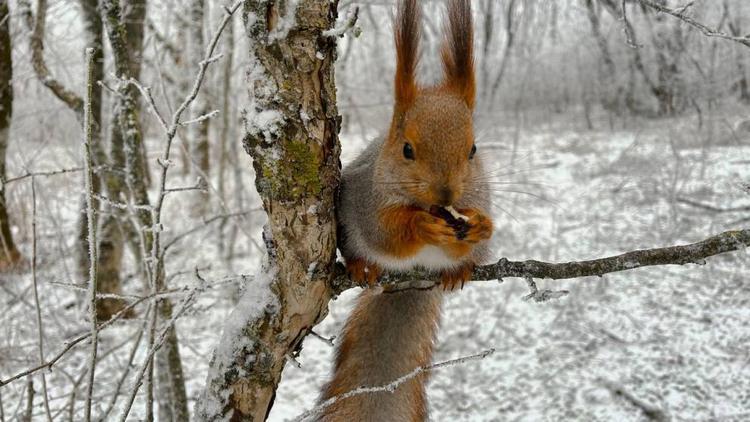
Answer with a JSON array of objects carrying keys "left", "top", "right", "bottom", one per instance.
[
  {"left": 292, "top": 348, "right": 496, "bottom": 422},
  {"left": 180, "top": 109, "right": 220, "bottom": 126},
  {"left": 82, "top": 47, "right": 99, "bottom": 422},
  {"left": 115, "top": 278, "right": 204, "bottom": 422},
  {"left": 601, "top": 379, "right": 669, "bottom": 421},
  {"left": 29, "top": 177, "right": 52, "bottom": 422},
  {"left": 332, "top": 229, "right": 750, "bottom": 294},
  {"left": 677, "top": 197, "right": 750, "bottom": 213},
  {"left": 20, "top": 0, "right": 84, "bottom": 117},
  {"left": 637, "top": 0, "right": 750, "bottom": 48},
  {"left": 3, "top": 167, "right": 83, "bottom": 186}
]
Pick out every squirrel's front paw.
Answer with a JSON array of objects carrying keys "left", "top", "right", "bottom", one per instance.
[
  {"left": 414, "top": 211, "right": 460, "bottom": 245},
  {"left": 456, "top": 208, "right": 493, "bottom": 244},
  {"left": 440, "top": 263, "right": 474, "bottom": 291},
  {"left": 346, "top": 257, "right": 381, "bottom": 288}
]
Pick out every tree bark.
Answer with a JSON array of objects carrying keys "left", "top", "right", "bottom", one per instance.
[
  {"left": 0, "top": 0, "right": 22, "bottom": 270},
  {"left": 96, "top": 0, "right": 148, "bottom": 322},
  {"left": 199, "top": 1, "right": 341, "bottom": 420}
]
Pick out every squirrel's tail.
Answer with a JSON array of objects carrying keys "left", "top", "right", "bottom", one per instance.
[{"left": 317, "top": 289, "right": 443, "bottom": 421}]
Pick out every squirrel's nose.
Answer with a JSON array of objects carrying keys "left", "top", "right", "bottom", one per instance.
[{"left": 436, "top": 186, "right": 454, "bottom": 206}]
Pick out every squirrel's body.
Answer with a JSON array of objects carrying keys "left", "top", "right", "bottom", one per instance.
[{"left": 318, "top": 1, "right": 492, "bottom": 420}]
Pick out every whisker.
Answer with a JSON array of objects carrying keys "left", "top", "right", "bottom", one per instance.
[
  {"left": 474, "top": 166, "right": 553, "bottom": 180},
  {"left": 487, "top": 202, "right": 520, "bottom": 224},
  {"left": 472, "top": 188, "right": 560, "bottom": 207},
  {"left": 473, "top": 180, "right": 552, "bottom": 188}
]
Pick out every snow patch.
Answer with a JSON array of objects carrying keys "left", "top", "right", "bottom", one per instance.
[{"left": 268, "top": 0, "right": 300, "bottom": 41}]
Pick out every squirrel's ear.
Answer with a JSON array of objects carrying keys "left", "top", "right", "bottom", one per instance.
[
  {"left": 394, "top": 0, "right": 420, "bottom": 110},
  {"left": 441, "top": 0, "right": 475, "bottom": 110}
]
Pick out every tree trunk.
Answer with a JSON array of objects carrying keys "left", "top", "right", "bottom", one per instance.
[
  {"left": 0, "top": 0, "right": 22, "bottom": 270},
  {"left": 188, "top": 0, "right": 211, "bottom": 184},
  {"left": 75, "top": 0, "right": 106, "bottom": 285},
  {"left": 584, "top": 0, "right": 623, "bottom": 113},
  {"left": 199, "top": 1, "right": 341, "bottom": 419},
  {"left": 488, "top": 0, "right": 519, "bottom": 103},
  {"left": 96, "top": 0, "right": 149, "bottom": 321},
  {"left": 101, "top": 1, "right": 190, "bottom": 419},
  {"left": 726, "top": 2, "right": 750, "bottom": 104}
]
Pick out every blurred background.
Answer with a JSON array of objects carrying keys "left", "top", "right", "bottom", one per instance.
[{"left": 1, "top": 0, "right": 749, "bottom": 420}]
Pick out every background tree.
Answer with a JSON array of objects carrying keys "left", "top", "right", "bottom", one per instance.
[{"left": 0, "top": 0, "right": 21, "bottom": 270}]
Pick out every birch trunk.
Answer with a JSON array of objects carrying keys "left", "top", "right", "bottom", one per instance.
[
  {"left": 199, "top": 1, "right": 341, "bottom": 419},
  {"left": 0, "top": 0, "right": 21, "bottom": 270}
]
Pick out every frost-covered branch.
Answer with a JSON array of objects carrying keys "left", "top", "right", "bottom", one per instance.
[
  {"left": 116, "top": 279, "right": 204, "bottom": 422},
  {"left": 292, "top": 348, "right": 496, "bottom": 422},
  {"left": 2, "top": 167, "right": 83, "bottom": 186},
  {"left": 332, "top": 228, "right": 750, "bottom": 293},
  {"left": 637, "top": 0, "right": 750, "bottom": 48},
  {"left": 322, "top": 5, "right": 360, "bottom": 38},
  {"left": 29, "top": 178, "right": 52, "bottom": 422},
  {"left": 82, "top": 47, "right": 99, "bottom": 422},
  {"left": 20, "top": 0, "right": 84, "bottom": 117}
]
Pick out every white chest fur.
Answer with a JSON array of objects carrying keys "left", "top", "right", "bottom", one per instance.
[{"left": 370, "top": 245, "right": 462, "bottom": 272}]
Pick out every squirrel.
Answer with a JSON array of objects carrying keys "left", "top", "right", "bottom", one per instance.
[{"left": 316, "top": 0, "right": 493, "bottom": 420}]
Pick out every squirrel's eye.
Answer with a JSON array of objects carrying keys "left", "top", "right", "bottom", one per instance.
[
  {"left": 469, "top": 144, "right": 477, "bottom": 160},
  {"left": 403, "top": 143, "right": 415, "bottom": 160}
]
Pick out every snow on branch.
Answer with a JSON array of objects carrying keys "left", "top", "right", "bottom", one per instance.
[
  {"left": 637, "top": 0, "right": 750, "bottom": 48},
  {"left": 322, "top": 5, "right": 361, "bottom": 38},
  {"left": 332, "top": 229, "right": 750, "bottom": 294}
]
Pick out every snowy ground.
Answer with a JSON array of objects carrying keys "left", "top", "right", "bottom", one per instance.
[{"left": 1, "top": 107, "right": 749, "bottom": 421}]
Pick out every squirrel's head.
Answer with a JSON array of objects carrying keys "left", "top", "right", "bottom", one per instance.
[{"left": 378, "top": 0, "right": 478, "bottom": 208}]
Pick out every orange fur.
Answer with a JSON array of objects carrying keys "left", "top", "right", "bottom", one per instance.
[
  {"left": 321, "top": 1, "right": 486, "bottom": 420},
  {"left": 440, "top": 262, "right": 474, "bottom": 291},
  {"left": 345, "top": 257, "right": 381, "bottom": 287}
]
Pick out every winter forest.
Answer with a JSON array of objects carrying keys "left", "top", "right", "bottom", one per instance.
[{"left": 0, "top": 0, "right": 749, "bottom": 420}]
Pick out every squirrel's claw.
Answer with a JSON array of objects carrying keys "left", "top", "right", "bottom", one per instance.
[
  {"left": 440, "top": 263, "right": 474, "bottom": 291},
  {"left": 346, "top": 258, "right": 381, "bottom": 288},
  {"left": 414, "top": 211, "right": 460, "bottom": 246}
]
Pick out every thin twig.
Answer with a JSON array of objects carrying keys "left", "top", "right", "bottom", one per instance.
[
  {"left": 96, "top": 308, "right": 149, "bottom": 422},
  {"left": 2, "top": 167, "right": 83, "bottom": 186},
  {"left": 82, "top": 47, "right": 99, "bottom": 422},
  {"left": 677, "top": 197, "right": 750, "bottom": 213},
  {"left": 0, "top": 291, "right": 150, "bottom": 388},
  {"left": 637, "top": 0, "right": 750, "bottom": 48},
  {"left": 601, "top": 379, "right": 669, "bottom": 421},
  {"left": 29, "top": 177, "right": 52, "bottom": 422},
  {"left": 292, "top": 348, "right": 496, "bottom": 421},
  {"left": 116, "top": 279, "right": 205, "bottom": 422},
  {"left": 179, "top": 109, "right": 220, "bottom": 126}
]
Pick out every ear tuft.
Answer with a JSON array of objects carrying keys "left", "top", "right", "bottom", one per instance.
[
  {"left": 441, "top": 0, "right": 475, "bottom": 109},
  {"left": 394, "top": 0, "right": 420, "bottom": 110}
]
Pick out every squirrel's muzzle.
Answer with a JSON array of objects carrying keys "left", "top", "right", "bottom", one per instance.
[{"left": 435, "top": 186, "right": 455, "bottom": 206}]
